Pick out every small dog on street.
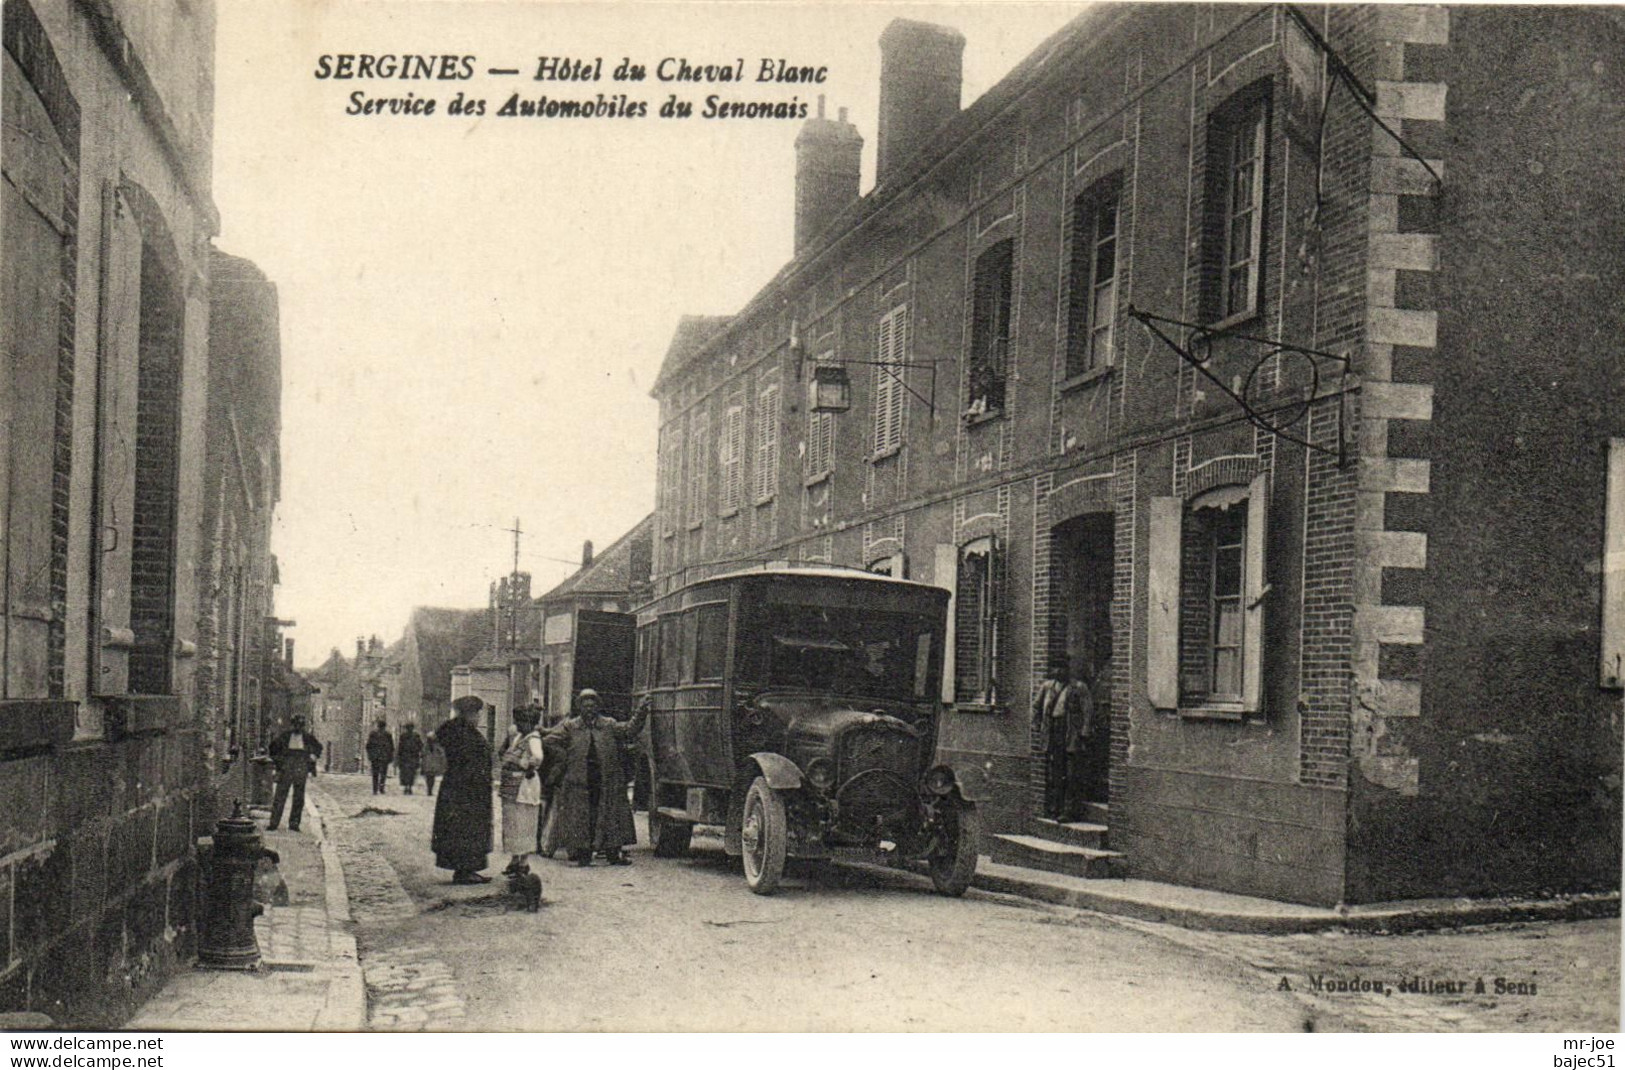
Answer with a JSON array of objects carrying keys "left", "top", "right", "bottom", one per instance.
[{"left": 507, "top": 862, "right": 543, "bottom": 912}]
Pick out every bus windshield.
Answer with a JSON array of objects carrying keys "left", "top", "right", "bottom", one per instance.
[{"left": 743, "top": 605, "right": 937, "bottom": 700}]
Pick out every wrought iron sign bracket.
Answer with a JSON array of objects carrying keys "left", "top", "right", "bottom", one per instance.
[
  {"left": 1126, "top": 305, "right": 1356, "bottom": 468},
  {"left": 790, "top": 323, "right": 944, "bottom": 418}
]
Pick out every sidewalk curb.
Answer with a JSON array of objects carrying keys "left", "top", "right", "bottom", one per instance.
[
  {"left": 967, "top": 866, "right": 1622, "bottom": 934},
  {"left": 304, "top": 792, "right": 367, "bottom": 1031}
]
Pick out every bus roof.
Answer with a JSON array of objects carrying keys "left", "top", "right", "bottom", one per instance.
[{"left": 700, "top": 565, "right": 943, "bottom": 591}]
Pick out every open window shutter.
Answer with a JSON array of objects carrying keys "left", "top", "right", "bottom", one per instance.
[
  {"left": 755, "top": 384, "right": 779, "bottom": 501},
  {"left": 731, "top": 406, "right": 744, "bottom": 507},
  {"left": 985, "top": 538, "right": 1001, "bottom": 705},
  {"left": 1242, "top": 472, "right": 1268, "bottom": 712},
  {"left": 933, "top": 543, "right": 958, "bottom": 704},
  {"left": 764, "top": 386, "right": 779, "bottom": 495},
  {"left": 1603, "top": 440, "right": 1625, "bottom": 687},
  {"left": 0, "top": 76, "right": 71, "bottom": 696},
  {"left": 873, "top": 313, "right": 895, "bottom": 453},
  {"left": 670, "top": 425, "right": 685, "bottom": 527},
  {"left": 721, "top": 404, "right": 744, "bottom": 513},
  {"left": 96, "top": 185, "right": 146, "bottom": 695},
  {"left": 693, "top": 411, "right": 709, "bottom": 520},
  {"left": 887, "top": 309, "right": 907, "bottom": 451},
  {"left": 1146, "top": 496, "right": 1182, "bottom": 709}
]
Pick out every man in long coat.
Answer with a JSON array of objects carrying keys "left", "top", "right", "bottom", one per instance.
[
  {"left": 396, "top": 723, "right": 425, "bottom": 794},
  {"left": 431, "top": 695, "right": 494, "bottom": 884},
  {"left": 542, "top": 690, "right": 648, "bottom": 866},
  {"left": 366, "top": 720, "right": 395, "bottom": 794}
]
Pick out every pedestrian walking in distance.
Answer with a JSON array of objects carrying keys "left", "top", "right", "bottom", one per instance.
[
  {"left": 499, "top": 706, "right": 546, "bottom": 876},
  {"left": 432, "top": 695, "right": 494, "bottom": 884},
  {"left": 397, "top": 722, "right": 424, "bottom": 795},
  {"left": 542, "top": 689, "right": 649, "bottom": 867},
  {"left": 366, "top": 719, "right": 395, "bottom": 794},
  {"left": 267, "top": 714, "right": 323, "bottom": 832},
  {"left": 421, "top": 732, "right": 446, "bottom": 797}
]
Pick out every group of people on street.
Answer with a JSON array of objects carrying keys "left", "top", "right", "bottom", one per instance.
[
  {"left": 259, "top": 688, "right": 648, "bottom": 887},
  {"left": 429, "top": 689, "right": 649, "bottom": 885},
  {"left": 366, "top": 720, "right": 448, "bottom": 796}
]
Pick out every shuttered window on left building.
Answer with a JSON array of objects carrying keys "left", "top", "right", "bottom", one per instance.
[{"left": 1, "top": 21, "right": 79, "bottom": 699}]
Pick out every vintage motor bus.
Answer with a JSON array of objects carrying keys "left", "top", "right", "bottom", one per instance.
[{"left": 635, "top": 567, "right": 985, "bottom": 895}]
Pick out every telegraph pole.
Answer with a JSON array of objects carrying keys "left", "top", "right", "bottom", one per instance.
[{"left": 501, "top": 517, "right": 523, "bottom": 650}]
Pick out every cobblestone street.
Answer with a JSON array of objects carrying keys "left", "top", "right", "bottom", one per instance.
[
  {"left": 315, "top": 785, "right": 468, "bottom": 1031},
  {"left": 309, "top": 773, "right": 1618, "bottom": 1032}
]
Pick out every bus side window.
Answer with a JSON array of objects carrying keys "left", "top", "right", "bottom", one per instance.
[
  {"left": 695, "top": 604, "right": 727, "bottom": 681},
  {"left": 657, "top": 615, "right": 681, "bottom": 687},
  {"left": 634, "top": 626, "right": 651, "bottom": 691},
  {"left": 680, "top": 612, "right": 699, "bottom": 685}
]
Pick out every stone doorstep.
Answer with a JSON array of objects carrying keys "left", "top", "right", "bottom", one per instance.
[
  {"left": 1030, "top": 817, "right": 1109, "bottom": 849},
  {"left": 988, "top": 833, "right": 1125, "bottom": 879},
  {"left": 964, "top": 855, "right": 1624, "bottom": 935}
]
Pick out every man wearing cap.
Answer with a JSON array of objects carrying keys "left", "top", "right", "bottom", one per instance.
[
  {"left": 267, "top": 714, "right": 323, "bottom": 832},
  {"left": 431, "top": 695, "right": 495, "bottom": 884},
  {"left": 542, "top": 690, "right": 649, "bottom": 866}
]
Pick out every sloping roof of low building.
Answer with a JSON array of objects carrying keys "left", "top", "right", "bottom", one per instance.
[
  {"left": 536, "top": 513, "right": 655, "bottom": 605},
  {"left": 651, "top": 314, "right": 733, "bottom": 393},
  {"left": 303, "top": 647, "right": 352, "bottom": 685},
  {"left": 408, "top": 606, "right": 492, "bottom": 704}
]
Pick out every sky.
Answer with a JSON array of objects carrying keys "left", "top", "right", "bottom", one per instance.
[{"left": 212, "top": 0, "right": 1092, "bottom": 666}]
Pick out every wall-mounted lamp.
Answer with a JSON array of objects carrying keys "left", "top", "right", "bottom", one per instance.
[
  {"left": 789, "top": 317, "right": 943, "bottom": 418},
  {"left": 809, "top": 364, "right": 852, "bottom": 413}
]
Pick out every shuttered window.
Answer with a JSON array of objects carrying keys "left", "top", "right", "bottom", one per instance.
[
  {"left": 1, "top": 50, "right": 73, "bottom": 697},
  {"left": 686, "top": 410, "right": 709, "bottom": 527},
  {"left": 1146, "top": 474, "right": 1268, "bottom": 713},
  {"left": 719, "top": 398, "right": 745, "bottom": 515},
  {"left": 873, "top": 306, "right": 907, "bottom": 456},
  {"left": 954, "top": 537, "right": 1000, "bottom": 705},
  {"left": 807, "top": 355, "right": 835, "bottom": 478},
  {"left": 753, "top": 381, "right": 780, "bottom": 503},
  {"left": 663, "top": 424, "right": 684, "bottom": 536}
]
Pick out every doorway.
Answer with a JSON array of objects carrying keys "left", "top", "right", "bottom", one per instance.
[{"left": 1050, "top": 513, "right": 1114, "bottom": 806}]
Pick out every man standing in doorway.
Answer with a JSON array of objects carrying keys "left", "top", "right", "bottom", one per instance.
[{"left": 1033, "top": 662, "right": 1099, "bottom": 820}]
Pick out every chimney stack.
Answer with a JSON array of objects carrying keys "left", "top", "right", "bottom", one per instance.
[
  {"left": 355, "top": 636, "right": 364, "bottom": 662},
  {"left": 582, "top": 540, "right": 594, "bottom": 567},
  {"left": 285, "top": 638, "right": 295, "bottom": 667},
  {"left": 876, "top": 20, "right": 965, "bottom": 188},
  {"left": 794, "top": 95, "right": 863, "bottom": 255}
]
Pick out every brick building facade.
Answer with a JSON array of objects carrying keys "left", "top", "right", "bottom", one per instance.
[{"left": 650, "top": 5, "right": 1623, "bottom": 905}]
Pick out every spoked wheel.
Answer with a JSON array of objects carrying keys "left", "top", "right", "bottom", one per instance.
[
  {"left": 740, "top": 776, "right": 787, "bottom": 895},
  {"left": 648, "top": 808, "right": 693, "bottom": 858},
  {"left": 928, "top": 799, "right": 981, "bottom": 897}
]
